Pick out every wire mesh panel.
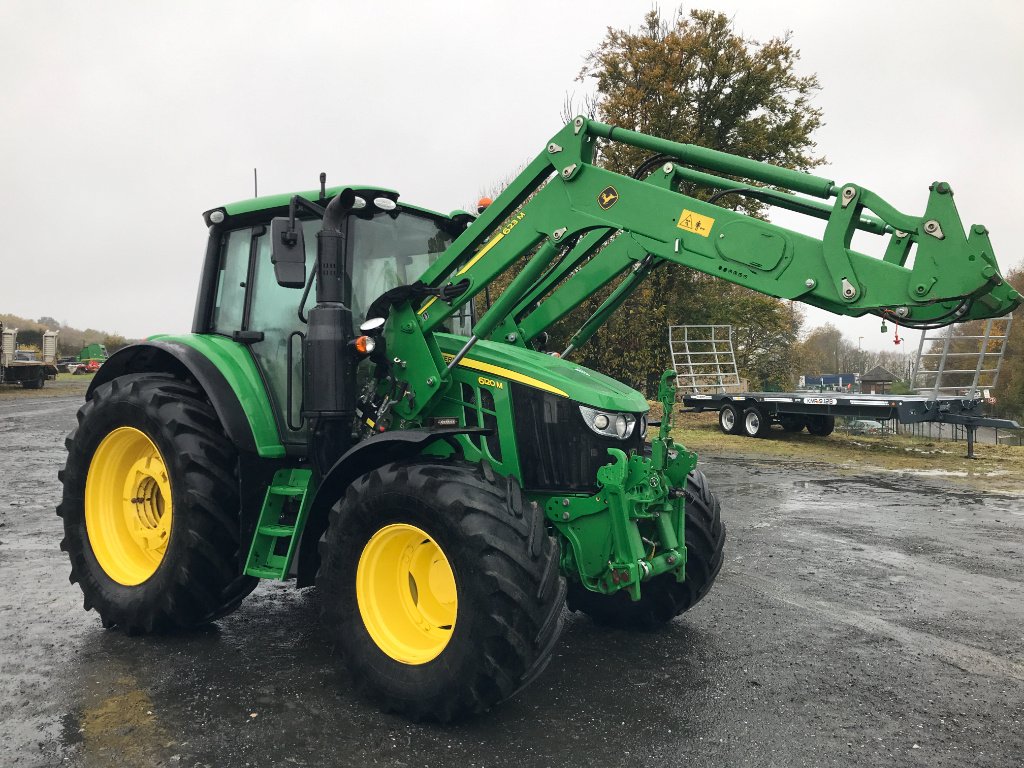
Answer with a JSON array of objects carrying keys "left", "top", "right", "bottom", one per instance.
[
  {"left": 911, "top": 314, "right": 1013, "bottom": 398},
  {"left": 668, "top": 324, "right": 742, "bottom": 394}
]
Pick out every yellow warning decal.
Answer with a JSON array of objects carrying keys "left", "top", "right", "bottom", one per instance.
[
  {"left": 441, "top": 353, "right": 568, "bottom": 397},
  {"left": 676, "top": 209, "right": 715, "bottom": 237}
]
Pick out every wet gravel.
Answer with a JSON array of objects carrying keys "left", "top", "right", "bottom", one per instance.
[{"left": 1, "top": 395, "right": 1022, "bottom": 767}]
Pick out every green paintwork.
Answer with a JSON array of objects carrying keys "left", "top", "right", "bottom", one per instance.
[
  {"left": 432, "top": 333, "right": 648, "bottom": 413},
  {"left": 244, "top": 468, "right": 313, "bottom": 579},
  {"left": 78, "top": 343, "right": 107, "bottom": 362},
  {"left": 413, "top": 117, "right": 1019, "bottom": 347},
  {"left": 149, "top": 333, "right": 286, "bottom": 458},
  {"left": 183, "top": 116, "right": 1019, "bottom": 605},
  {"left": 546, "top": 372, "right": 697, "bottom": 599}
]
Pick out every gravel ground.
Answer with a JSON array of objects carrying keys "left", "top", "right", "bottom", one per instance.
[{"left": 1, "top": 395, "right": 1021, "bottom": 768}]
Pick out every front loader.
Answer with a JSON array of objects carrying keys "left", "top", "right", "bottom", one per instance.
[{"left": 59, "top": 117, "right": 1020, "bottom": 720}]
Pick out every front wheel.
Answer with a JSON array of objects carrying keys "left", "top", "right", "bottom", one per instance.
[
  {"left": 318, "top": 461, "right": 566, "bottom": 721},
  {"left": 58, "top": 374, "right": 256, "bottom": 633},
  {"left": 718, "top": 403, "right": 742, "bottom": 435},
  {"left": 567, "top": 469, "right": 726, "bottom": 629}
]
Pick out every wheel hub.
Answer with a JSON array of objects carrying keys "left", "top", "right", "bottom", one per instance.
[
  {"left": 356, "top": 523, "right": 457, "bottom": 665},
  {"left": 85, "top": 427, "right": 173, "bottom": 585}
]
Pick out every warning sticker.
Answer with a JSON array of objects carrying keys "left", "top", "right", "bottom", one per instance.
[{"left": 676, "top": 209, "right": 715, "bottom": 237}]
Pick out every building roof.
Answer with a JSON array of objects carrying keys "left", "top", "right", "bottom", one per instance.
[{"left": 862, "top": 365, "right": 896, "bottom": 382}]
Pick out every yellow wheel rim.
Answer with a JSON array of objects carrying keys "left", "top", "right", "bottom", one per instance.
[
  {"left": 85, "top": 427, "right": 173, "bottom": 586},
  {"left": 356, "top": 523, "right": 457, "bottom": 665}
]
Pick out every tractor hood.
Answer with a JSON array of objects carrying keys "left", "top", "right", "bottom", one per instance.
[{"left": 433, "top": 334, "right": 649, "bottom": 414}]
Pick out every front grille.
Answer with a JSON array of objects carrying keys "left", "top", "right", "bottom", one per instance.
[{"left": 511, "top": 385, "right": 643, "bottom": 493}]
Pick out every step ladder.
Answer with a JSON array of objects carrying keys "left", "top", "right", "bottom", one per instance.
[{"left": 244, "top": 468, "right": 313, "bottom": 580}]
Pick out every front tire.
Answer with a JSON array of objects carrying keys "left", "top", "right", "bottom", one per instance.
[
  {"left": 318, "top": 461, "right": 566, "bottom": 721},
  {"left": 567, "top": 469, "right": 726, "bottom": 629},
  {"left": 718, "top": 403, "right": 742, "bottom": 435},
  {"left": 58, "top": 374, "right": 256, "bottom": 633}
]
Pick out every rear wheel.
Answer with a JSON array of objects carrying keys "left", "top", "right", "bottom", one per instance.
[
  {"left": 780, "top": 415, "right": 805, "bottom": 433},
  {"left": 21, "top": 373, "right": 44, "bottom": 389},
  {"left": 567, "top": 469, "right": 726, "bottom": 629},
  {"left": 718, "top": 403, "right": 742, "bottom": 435},
  {"left": 58, "top": 374, "right": 256, "bottom": 633},
  {"left": 742, "top": 407, "right": 771, "bottom": 438},
  {"left": 807, "top": 415, "right": 836, "bottom": 436},
  {"left": 318, "top": 461, "right": 566, "bottom": 721}
]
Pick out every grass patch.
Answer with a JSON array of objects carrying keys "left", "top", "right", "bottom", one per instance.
[
  {"left": 0, "top": 372, "right": 92, "bottom": 400},
  {"left": 669, "top": 410, "right": 1024, "bottom": 493}
]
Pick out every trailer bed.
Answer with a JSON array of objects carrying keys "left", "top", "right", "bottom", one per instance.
[{"left": 681, "top": 390, "right": 1020, "bottom": 456}]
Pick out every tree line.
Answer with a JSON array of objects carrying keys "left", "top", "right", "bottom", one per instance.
[{"left": 0, "top": 313, "right": 134, "bottom": 357}]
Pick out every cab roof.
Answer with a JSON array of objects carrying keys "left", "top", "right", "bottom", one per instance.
[{"left": 202, "top": 185, "right": 452, "bottom": 228}]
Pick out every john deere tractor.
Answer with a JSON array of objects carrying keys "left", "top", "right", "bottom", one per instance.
[{"left": 58, "top": 117, "right": 1020, "bottom": 720}]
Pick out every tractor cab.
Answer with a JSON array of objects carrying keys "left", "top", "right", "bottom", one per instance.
[{"left": 196, "top": 187, "right": 470, "bottom": 446}]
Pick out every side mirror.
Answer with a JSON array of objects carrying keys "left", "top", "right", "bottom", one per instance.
[{"left": 270, "top": 217, "right": 306, "bottom": 288}]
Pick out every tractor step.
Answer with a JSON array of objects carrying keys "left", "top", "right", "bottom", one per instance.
[{"left": 244, "top": 468, "right": 313, "bottom": 581}]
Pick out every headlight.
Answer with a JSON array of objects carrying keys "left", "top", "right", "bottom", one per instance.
[{"left": 579, "top": 405, "right": 636, "bottom": 439}]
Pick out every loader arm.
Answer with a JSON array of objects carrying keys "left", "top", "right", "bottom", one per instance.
[{"left": 382, "top": 116, "right": 1019, "bottom": 420}]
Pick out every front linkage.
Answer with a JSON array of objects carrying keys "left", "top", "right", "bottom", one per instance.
[{"left": 550, "top": 371, "right": 696, "bottom": 601}]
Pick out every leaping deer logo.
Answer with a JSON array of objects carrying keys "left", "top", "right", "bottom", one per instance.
[{"left": 598, "top": 186, "right": 619, "bottom": 210}]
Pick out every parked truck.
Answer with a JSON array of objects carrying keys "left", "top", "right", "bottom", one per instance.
[
  {"left": 58, "top": 116, "right": 1021, "bottom": 720},
  {"left": 0, "top": 323, "right": 58, "bottom": 388}
]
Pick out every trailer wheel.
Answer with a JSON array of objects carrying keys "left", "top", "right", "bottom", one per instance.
[
  {"left": 567, "top": 469, "right": 725, "bottom": 629},
  {"left": 318, "top": 461, "right": 566, "bottom": 721},
  {"left": 718, "top": 403, "right": 742, "bottom": 435},
  {"left": 57, "top": 373, "right": 256, "bottom": 633},
  {"left": 807, "top": 415, "right": 835, "bottom": 436},
  {"left": 742, "top": 407, "right": 771, "bottom": 438},
  {"left": 22, "top": 372, "right": 44, "bottom": 389},
  {"left": 780, "top": 415, "right": 805, "bottom": 433}
]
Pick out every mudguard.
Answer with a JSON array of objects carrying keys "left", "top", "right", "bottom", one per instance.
[
  {"left": 88, "top": 340, "right": 265, "bottom": 455},
  {"left": 295, "top": 426, "right": 491, "bottom": 585}
]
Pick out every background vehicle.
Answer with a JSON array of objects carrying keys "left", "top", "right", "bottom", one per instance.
[
  {"left": 72, "top": 359, "right": 101, "bottom": 375},
  {"left": 845, "top": 419, "right": 885, "bottom": 435},
  {"left": 1, "top": 323, "right": 58, "bottom": 388},
  {"left": 58, "top": 117, "right": 1021, "bottom": 720},
  {"left": 77, "top": 342, "right": 107, "bottom": 363}
]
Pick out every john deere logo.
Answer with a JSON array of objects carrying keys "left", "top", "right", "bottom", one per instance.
[{"left": 598, "top": 186, "right": 619, "bottom": 210}]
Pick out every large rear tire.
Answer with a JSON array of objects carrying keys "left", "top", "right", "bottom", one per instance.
[
  {"left": 317, "top": 461, "right": 566, "bottom": 721},
  {"left": 567, "top": 469, "right": 726, "bottom": 629},
  {"left": 57, "top": 374, "right": 256, "bottom": 633}
]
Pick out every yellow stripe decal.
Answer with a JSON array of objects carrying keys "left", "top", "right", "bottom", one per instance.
[
  {"left": 456, "top": 231, "right": 505, "bottom": 276},
  {"left": 419, "top": 230, "right": 506, "bottom": 316},
  {"left": 456, "top": 357, "right": 568, "bottom": 398}
]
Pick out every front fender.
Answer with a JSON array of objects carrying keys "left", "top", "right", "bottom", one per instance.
[{"left": 295, "top": 426, "right": 491, "bottom": 585}]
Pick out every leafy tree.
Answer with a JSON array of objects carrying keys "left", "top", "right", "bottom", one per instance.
[
  {"left": 551, "top": 9, "right": 824, "bottom": 394},
  {"left": 102, "top": 334, "right": 130, "bottom": 354}
]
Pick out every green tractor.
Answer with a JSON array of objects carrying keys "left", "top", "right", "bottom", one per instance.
[{"left": 58, "top": 117, "right": 1020, "bottom": 720}]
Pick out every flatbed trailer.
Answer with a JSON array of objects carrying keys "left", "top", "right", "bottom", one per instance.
[
  {"left": 0, "top": 324, "right": 59, "bottom": 389},
  {"left": 680, "top": 390, "right": 1022, "bottom": 458}
]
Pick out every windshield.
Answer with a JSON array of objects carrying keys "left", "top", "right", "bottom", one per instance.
[{"left": 348, "top": 209, "right": 471, "bottom": 334}]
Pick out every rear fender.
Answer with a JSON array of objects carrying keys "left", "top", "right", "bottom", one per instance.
[{"left": 88, "top": 339, "right": 276, "bottom": 456}]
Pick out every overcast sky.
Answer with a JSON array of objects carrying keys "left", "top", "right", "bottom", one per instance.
[{"left": 2, "top": 1, "right": 1021, "bottom": 355}]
